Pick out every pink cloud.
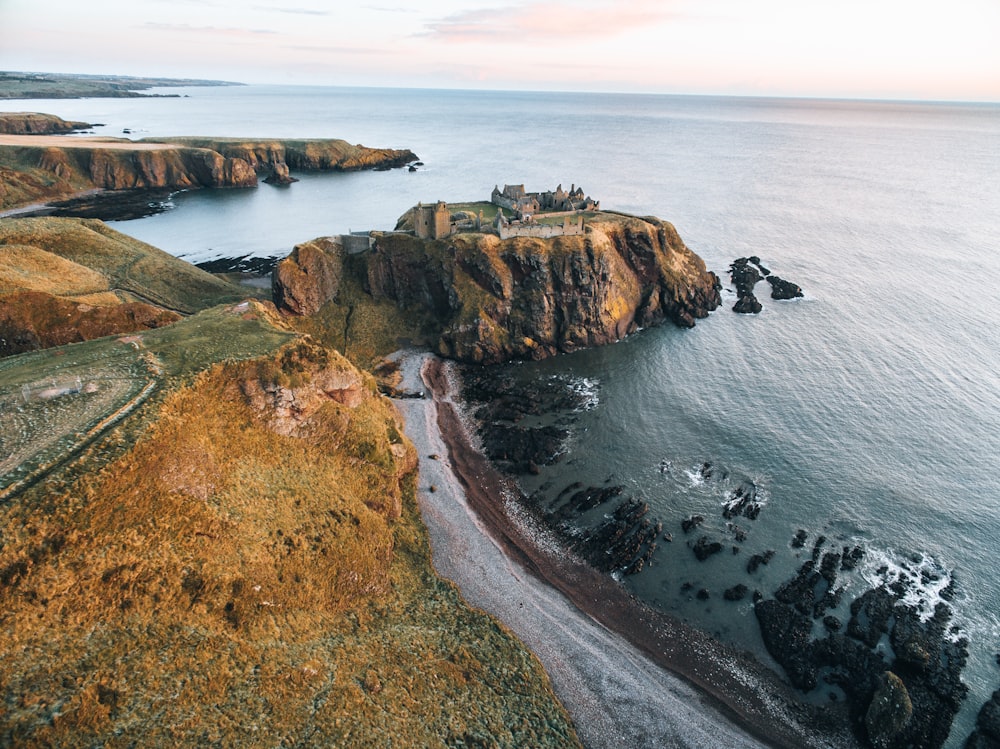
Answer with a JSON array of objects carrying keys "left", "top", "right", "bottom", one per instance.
[{"left": 424, "top": 0, "right": 677, "bottom": 42}]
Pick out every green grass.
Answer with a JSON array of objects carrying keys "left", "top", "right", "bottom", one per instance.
[{"left": 0, "top": 218, "right": 256, "bottom": 313}]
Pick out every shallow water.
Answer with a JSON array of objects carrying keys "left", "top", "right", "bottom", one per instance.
[{"left": 3, "top": 86, "right": 998, "bottom": 745}]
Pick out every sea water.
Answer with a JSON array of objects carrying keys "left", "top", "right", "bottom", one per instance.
[{"left": 4, "top": 86, "right": 998, "bottom": 745}]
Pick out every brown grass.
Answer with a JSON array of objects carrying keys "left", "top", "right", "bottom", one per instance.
[
  {"left": 0, "top": 339, "right": 579, "bottom": 747},
  {"left": 0, "top": 217, "right": 253, "bottom": 313}
]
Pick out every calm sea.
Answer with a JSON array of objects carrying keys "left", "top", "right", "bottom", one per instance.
[{"left": 5, "top": 85, "right": 998, "bottom": 745}]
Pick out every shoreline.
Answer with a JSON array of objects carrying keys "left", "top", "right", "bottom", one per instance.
[{"left": 395, "top": 352, "right": 859, "bottom": 749}]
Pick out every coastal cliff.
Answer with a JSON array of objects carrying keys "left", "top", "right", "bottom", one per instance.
[
  {"left": 0, "top": 112, "right": 92, "bottom": 134},
  {"left": 148, "top": 137, "right": 417, "bottom": 173},
  {"left": 0, "top": 134, "right": 417, "bottom": 211},
  {"left": 273, "top": 212, "right": 721, "bottom": 365}
]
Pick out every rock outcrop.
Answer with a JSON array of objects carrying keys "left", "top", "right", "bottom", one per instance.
[
  {"left": 273, "top": 212, "right": 721, "bottom": 364},
  {"left": 729, "top": 256, "right": 803, "bottom": 313},
  {"left": 754, "top": 547, "right": 969, "bottom": 749},
  {"left": 0, "top": 112, "right": 92, "bottom": 134},
  {"left": 271, "top": 238, "right": 343, "bottom": 316}
]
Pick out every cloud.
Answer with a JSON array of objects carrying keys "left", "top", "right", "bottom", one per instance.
[
  {"left": 423, "top": 0, "right": 677, "bottom": 42},
  {"left": 143, "top": 22, "right": 279, "bottom": 37},
  {"left": 253, "top": 5, "right": 329, "bottom": 15},
  {"left": 284, "top": 44, "right": 382, "bottom": 56},
  {"left": 364, "top": 5, "right": 419, "bottom": 11}
]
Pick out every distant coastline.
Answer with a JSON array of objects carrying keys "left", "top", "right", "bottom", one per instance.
[{"left": 0, "top": 71, "right": 242, "bottom": 99}]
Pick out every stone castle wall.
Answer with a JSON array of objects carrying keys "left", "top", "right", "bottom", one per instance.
[{"left": 499, "top": 215, "right": 585, "bottom": 240}]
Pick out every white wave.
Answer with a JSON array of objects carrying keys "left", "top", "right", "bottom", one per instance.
[{"left": 857, "top": 545, "right": 957, "bottom": 624}]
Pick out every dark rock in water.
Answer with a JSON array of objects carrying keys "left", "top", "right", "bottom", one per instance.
[
  {"left": 767, "top": 275, "right": 804, "bottom": 300},
  {"left": 730, "top": 257, "right": 763, "bottom": 295},
  {"left": 848, "top": 586, "right": 899, "bottom": 648},
  {"left": 729, "top": 256, "right": 803, "bottom": 313},
  {"left": 747, "top": 549, "right": 776, "bottom": 574},
  {"left": 733, "top": 293, "right": 762, "bottom": 314},
  {"left": 755, "top": 547, "right": 969, "bottom": 749},
  {"left": 791, "top": 529, "right": 809, "bottom": 548},
  {"left": 965, "top": 689, "right": 1000, "bottom": 749},
  {"left": 264, "top": 162, "right": 298, "bottom": 185},
  {"left": 724, "top": 584, "right": 749, "bottom": 601},
  {"left": 755, "top": 599, "right": 819, "bottom": 690},
  {"left": 723, "top": 481, "right": 763, "bottom": 520},
  {"left": 408, "top": 165, "right": 417, "bottom": 172},
  {"left": 560, "top": 497, "right": 661, "bottom": 576},
  {"left": 841, "top": 545, "right": 865, "bottom": 571},
  {"left": 31, "top": 188, "right": 175, "bottom": 221},
  {"left": 681, "top": 514, "right": 704, "bottom": 534},
  {"left": 551, "top": 484, "right": 623, "bottom": 519},
  {"left": 728, "top": 258, "right": 764, "bottom": 313},
  {"left": 865, "top": 671, "right": 913, "bottom": 749},
  {"left": 696, "top": 588, "right": 711, "bottom": 600},
  {"left": 481, "top": 423, "right": 567, "bottom": 474},
  {"left": 692, "top": 536, "right": 724, "bottom": 561}
]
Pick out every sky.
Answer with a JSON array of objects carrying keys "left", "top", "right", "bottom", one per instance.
[{"left": 1, "top": 0, "right": 998, "bottom": 101}]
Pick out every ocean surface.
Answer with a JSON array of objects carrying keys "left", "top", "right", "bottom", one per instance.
[{"left": 4, "top": 85, "right": 998, "bottom": 745}]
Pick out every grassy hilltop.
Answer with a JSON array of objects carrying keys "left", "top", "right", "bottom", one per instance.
[{"left": 0, "top": 217, "right": 579, "bottom": 747}]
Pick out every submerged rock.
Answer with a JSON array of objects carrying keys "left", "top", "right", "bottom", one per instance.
[{"left": 865, "top": 672, "right": 912, "bottom": 749}]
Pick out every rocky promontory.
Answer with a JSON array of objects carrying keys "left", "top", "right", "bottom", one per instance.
[
  {"left": 273, "top": 211, "right": 721, "bottom": 364},
  {"left": 0, "top": 112, "right": 93, "bottom": 134},
  {"left": 147, "top": 137, "right": 417, "bottom": 174},
  {"left": 0, "top": 135, "right": 417, "bottom": 213}
]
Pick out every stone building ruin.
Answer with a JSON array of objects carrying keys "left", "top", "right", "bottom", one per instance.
[
  {"left": 404, "top": 184, "right": 599, "bottom": 241},
  {"left": 491, "top": 183, "right": 598, "bottom": 219}
]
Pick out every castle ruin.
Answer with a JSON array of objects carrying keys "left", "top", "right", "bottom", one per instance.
[
  {"left": 404, "top": 184, "right": 599, "bottom": 242},
  {"left": 491, "top": 183, "right": 598, "bottom": 219}
]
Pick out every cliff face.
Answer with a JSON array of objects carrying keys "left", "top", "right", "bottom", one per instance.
[
  {"left": 0, "top": 137, "right": 417, "bottom": 211},
  {"left": 81, "top": 146, "right": 259, "bottom": 190},
  {"left": 274, "top": 213, "right": 721, "bottom": 364},
  {"left": 147, "top": 137, "right": 418, "bottom": 173}
]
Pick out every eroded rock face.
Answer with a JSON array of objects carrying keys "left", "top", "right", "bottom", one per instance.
[
  {"left": 83, "top": 147, "right": 258, "bottom": 191},
  {"left": 271, "top": 238, "right": 343, "bottom": 316},
  {"left": 237, "top": 338, "right": 366, "bottom": 437}
]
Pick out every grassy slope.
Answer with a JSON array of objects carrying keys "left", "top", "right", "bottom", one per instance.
[
  {"left": 0, "top": 336, "right": 577, "bottom": 747},
  {"left": 0, "top": 218, "right": 254, "bottom": 313},
  {"left": 0, "top": 223, "right": 580, "bottom": 746}
]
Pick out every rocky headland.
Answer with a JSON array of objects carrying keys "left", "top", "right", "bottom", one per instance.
[
  {"left": 0, "top": 112, "right": 93, "bottom": 135},
  {"left": 273, "top": 210, "right": 721, "bottom": 365},
  {"left": 0, "top": 131, "right": 417, "bottom": 214}
]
